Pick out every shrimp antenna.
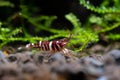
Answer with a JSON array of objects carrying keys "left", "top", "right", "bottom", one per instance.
[{"left": 67, "top": 33, "right": 72, "bottom": 42}]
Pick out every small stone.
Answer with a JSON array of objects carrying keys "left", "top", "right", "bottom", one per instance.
[
  {"left": 0, "top": 50, "right": 6, "bottom": 59},
  {"left": 105, "top": 49, "right": 120, "bottom": 65},
  {"left": 48, "top": 52, "right": 66, "bottom": 64}
]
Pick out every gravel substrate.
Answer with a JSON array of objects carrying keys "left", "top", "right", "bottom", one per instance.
[{"left": 0, "top": 49, "right": 120, "bottom": 80}]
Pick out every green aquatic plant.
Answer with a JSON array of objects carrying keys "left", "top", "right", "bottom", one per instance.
[
  {"left": 0, "top": 13, "right": 99, "bottom": 52},
  {"left": 0, "top": 0, "right": 14, "bottom": 7},
  {"left": 80, "top": 0, "right": 120, "bottom": 13},
  {"left": 0, "top": 22, "right": 42, "bottom": 48},
  {"left": 0, "top": 0, "right": 120, "bottom": 52},
  {"left": 65, "top": 13, "right": 98, "bottom": 51},
  {"left": 80, "top": 0, "right": 120, "bottom": 40}
]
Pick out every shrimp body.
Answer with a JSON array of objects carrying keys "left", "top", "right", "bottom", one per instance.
[{"left": 26, "top": 34, "right": 72, "bottom": 57}]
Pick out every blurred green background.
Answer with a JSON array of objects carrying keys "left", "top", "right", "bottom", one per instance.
[{"left": 0, "top": 0, "right": 120, "bottom": 52}]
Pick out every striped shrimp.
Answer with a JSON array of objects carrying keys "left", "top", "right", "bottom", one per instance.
[{"left": 26, "top": 34, "right": 73, "bottom": 57}]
